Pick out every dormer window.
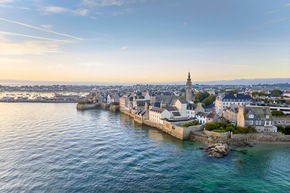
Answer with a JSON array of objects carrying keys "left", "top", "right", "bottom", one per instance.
[{"left": 249, "top": 114, "right": 254, "bottom": 119}]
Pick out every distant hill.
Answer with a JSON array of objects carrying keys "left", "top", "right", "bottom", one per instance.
[
  {"left": 0, "top": 78, "right": 289, "bottom": 86},
  {"left": 195, "top": 78, "right": 290, "bottom": 85}
]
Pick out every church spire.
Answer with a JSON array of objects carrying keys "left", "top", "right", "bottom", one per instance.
[{"left": 186, "top": 71, "right": 192, "bottom": 102}]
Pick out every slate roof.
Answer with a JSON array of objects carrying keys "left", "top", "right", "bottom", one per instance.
[
  {"left": 150, "top": 107, "right": 165, "bottom": 113},
  {"left": 165, "top": 106, "right": 178, "bottom": 112},
  {"left": 244, "top": 106, "right": 272, "bottom": 121},
  {"left": 172, "top": 112, "right": 181, "bottom": 116},
  {"left": 223, "top": 94, "right": 252, "bottom": 100},
  {"left": 206, "top": 112, "right": 216, "bottom": 119},
  {"left": 179, "top": 99, "right": 188, "bottom": 104},
  {"left": 187, "top": 103, "right": 195, "bottom": 110}
]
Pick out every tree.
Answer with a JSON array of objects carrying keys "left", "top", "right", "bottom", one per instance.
[
  {"left": 284, "top": 126, "right": 290, "bottom": 135},
  {"left": 271, "top": 89, "right": 283, "bottom": 97},
  {"left": 271, "top": 110, "right": 285, "bottom": 116},
  {"left": 204, "top": 122, "right": 218, "bottom": 131}
]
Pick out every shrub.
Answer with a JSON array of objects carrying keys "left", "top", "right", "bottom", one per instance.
[
  {"left": 271, "top": 110, "right": 285, "bottom": 116},
  {"left": 204, "top": 122, "right": 218, "bottom": 131},
  {"left": 78, "top": 100, "right": 93, "bottom": 105},
  {"left": 182, "top": 120, "right": 200, "bottom": 127}
]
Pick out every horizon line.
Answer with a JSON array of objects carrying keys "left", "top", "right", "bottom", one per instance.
[{"left": 0, "top": 78, "right": 289, "bottom": 86}]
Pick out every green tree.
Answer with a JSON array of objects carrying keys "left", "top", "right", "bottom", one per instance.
[
  {"left": 204, "top": 122, "right": 218, "bottom": 131},
  {"left": 271, "top": 110, "right": 285, "bottom": 116},
  {"left": 271, "top": 89, "right": 283, "bottom": 97},
  {"left": 284, "top": 126, "right": 290, "bottom": 135}
]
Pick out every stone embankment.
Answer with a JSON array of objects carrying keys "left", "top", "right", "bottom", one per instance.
[
  {"left": 190, "top": 129, "right": 290, "bottom": 147},
  {"left": 76, "top": 103, "right": 99, "bottom": 110}
]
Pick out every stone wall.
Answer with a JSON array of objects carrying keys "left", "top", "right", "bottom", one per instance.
[
  {"left": 76, "top": 103, "right": 99, "bottom": 110},
  {"left": 231, "top": 132, "right": 290, "bottom": 142},
  {"left": 109, "top": 105, "right": 119, "bottom": 112},
  {"left": 143, "top": 120, "right": 198, "bottom": 140},
  {"left": 204, "top": 130, "right": 231, "bottom": 140}
]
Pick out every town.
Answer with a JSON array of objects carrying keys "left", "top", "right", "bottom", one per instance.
[{"left": 73, "top": 73, "right": 290, "bottom": 152}]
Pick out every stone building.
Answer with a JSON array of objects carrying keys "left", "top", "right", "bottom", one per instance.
[
  {"left": 223, "top": 105, "right": 239, "bottom": 125},
  {"left": 237, "top": 106, "right": 277, "bottom": 132},
  {"left": 215, "top": 94, "right": 252, "bottom": 116}
]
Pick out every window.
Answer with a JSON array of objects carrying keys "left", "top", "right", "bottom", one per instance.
[{"left": 249, "top": 114, "right": 254, "bottom": 119}]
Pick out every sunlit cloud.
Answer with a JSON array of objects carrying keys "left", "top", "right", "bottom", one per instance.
[
  {"left": 48, "top": 64, "right": 64, "bottom": 69},
  {"left": 78, "top": 62, "right": 105, "bottom": 66},
  {"left": 0, "top": 17, "right": 83, "bottom": 40},
  {"left": 230, "top": 64, "right": 250, "bottom": 68},
  {"left": 42, "top": 6, "right": 68, "bottom": 14},
  {"left": 0, "top": 31, "right": 71, "bottom": 42},
  {"left": 0, "top": 34, "right": 67, "bottom": 55}
]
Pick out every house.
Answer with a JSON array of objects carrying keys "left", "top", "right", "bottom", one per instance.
[
  {"left": 119, "top": 93, "right": 134, "bottom": 111},
  {"left": 174, "top": 99, "right": 187, "bottom": 117},
  {"left": 237, "top": 106, "right": 277, "bottom": 132},
  {"left": 215, "top": 94, "right": 252, "bottom": 116},
  {"left": 149, "top": 107, "right": 171, "bottom": 124},
  {"left": 196, "top": 112, "right": 218, "bottom": 125},
  {"left": 107, "top": 93, "right": 120, "bottom": 104},
  {"left": 223, "top": 105, "right": 239, "bottom": 125},
  {"left": 186, "top": 102, "right": 205, "bottom": 119}
]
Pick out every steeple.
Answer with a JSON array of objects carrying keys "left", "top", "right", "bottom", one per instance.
[{"left": 186, "top": 71, "right": 192, "bottom": 102}]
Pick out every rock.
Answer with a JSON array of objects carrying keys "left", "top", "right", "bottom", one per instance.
[{"left": 205, "top": 143, "right": 229, "bottom": 158}]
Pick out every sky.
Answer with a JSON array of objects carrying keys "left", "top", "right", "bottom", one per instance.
[{"left": 0, "top": 0, "right": 289, "bottom": 84}]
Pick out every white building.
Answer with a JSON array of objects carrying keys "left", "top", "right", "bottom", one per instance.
[
  {"left": 149, "top": 107, "right": 171, "bottom": 124},
  {"left": 215, "top": 94, "right": 252, "bottom": 116},
  {"left": 196, "top": 112, "right": 217, "bottom": 125},
  {"left": 174, "top": 99, "right": 187, "bottom": 117}
]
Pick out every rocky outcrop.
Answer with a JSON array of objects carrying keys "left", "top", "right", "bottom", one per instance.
[{"left": 205, "top": 143, "right": 229, "bottom": 158}]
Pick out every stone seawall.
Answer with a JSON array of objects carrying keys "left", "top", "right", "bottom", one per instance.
[
  {"left": 143, "top": 120, "right": 203, "bottom": 140},
  {"left": 119, "top": 109, "right": 202, "bottom": 140},
  {"left": 76, "top": 103, "right": 99, "bottom": 110},
  {"left": 231, "top": 132, "right": 290, "bottom": 142}
]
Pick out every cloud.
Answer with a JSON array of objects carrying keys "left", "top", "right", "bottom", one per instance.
[
  {"left": 121, "top": 46, "right": 128, "bottom": 50},
  {"left": 266, "top": 18, "right": 287, "bottom": 25},
  {"left": 82, "top": 0, "right": 125, "bottom": 7},
  {"left": 0, "top": 0, "right": 13, "bottom": 3},
  {"left": 41, "top": 6, "right": 89, "bottom": 16},
  {"left": 0, "top": 17, "right": 83, "bottom": 40},
  {"left": 78, "top": 62, "right": 105, "bottom": 66},
  {"left": 285, "top": 3, "right": 290, "bottom": 6},
  {"left": 0, "top": 31, "right": 71, "bottom": 42},
  {"left": 40, "top": 24, "right": 53, "bottom": 29},
  {"left": 43, "top": 6, "right": 69, "bottom": 14},
  {"left": 48, "top": 64, "right": 64, "bottom": 69},
  {"left": 72, "top": 9, "right": 89, "bottom": 16},
  {"left": 230, "top": 64, "right": 250, "bottom": 68},
  {"left": 0, "top": 39, "right": 64, "bottom": 55}
]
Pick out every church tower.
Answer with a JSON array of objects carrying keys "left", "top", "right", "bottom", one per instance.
[{"left": 186, "top": 72, "right": 192, "bottom": 102}]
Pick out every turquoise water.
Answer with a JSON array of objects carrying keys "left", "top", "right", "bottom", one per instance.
[{"left": 0, "top": 103, "right": 290, "bottom": 193}]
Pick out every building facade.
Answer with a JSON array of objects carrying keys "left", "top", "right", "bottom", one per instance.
[
  {"left": 237, "top": 106, "right": 277, "bottom": 132},
  {"left": 215, "top": 94, "right": 252, "bottom": 116}
]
